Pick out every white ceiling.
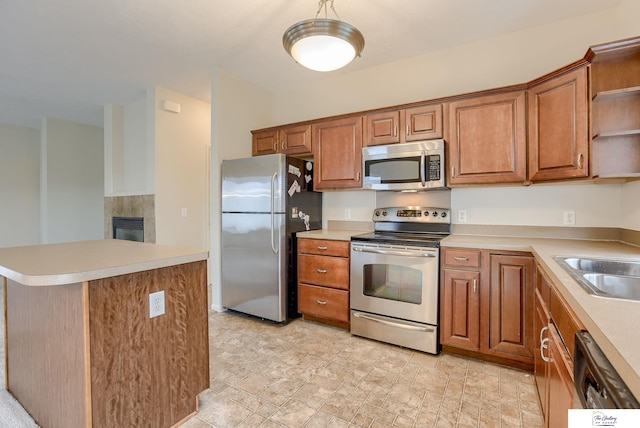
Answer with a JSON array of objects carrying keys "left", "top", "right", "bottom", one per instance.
[{"left": 0, "top": 0, "right": 621, "bottom": 129}]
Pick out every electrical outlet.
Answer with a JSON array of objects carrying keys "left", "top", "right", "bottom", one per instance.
[
  {"left": 563, "top": 210, "right": 576, "bottom": 226},
  {"left": 149, "top": 290, "right": 165, "bottom": 318},
  {"left": 345, "top": 208, "right": 351, "bottom": 220},
  {"left": 458, "top": 210, "right": 468, "bottom": 223}
]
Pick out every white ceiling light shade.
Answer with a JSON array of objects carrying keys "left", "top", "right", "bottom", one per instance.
[{"left": 283, "top": 1, "right": 365, "bottom": 72}]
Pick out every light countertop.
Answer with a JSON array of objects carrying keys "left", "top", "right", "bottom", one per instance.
[
  {"left": 443, "top": 234, "right": 640, "bottom": 399},
  {"left": 297, "top": 229, "right": 369, "bottom": 241},
  {"left": 0, "top": 239, "right": 208, "bottom": 286}
]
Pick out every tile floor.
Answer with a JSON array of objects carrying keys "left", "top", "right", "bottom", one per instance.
[{"left": 182, "top": 311, "right": 543, "bottom": 428}]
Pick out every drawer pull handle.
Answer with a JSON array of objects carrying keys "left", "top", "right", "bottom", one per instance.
[
  {"left": 317, "top": 300, "right": 327, "bottom": 305},
  {"left": 317, "top": 269, "right": 327, "bottom": 273},
  {"left": 454, "top": 257, "right": 469, "bottom": 261},
  {"left": 473, "top": 279, "right": 477, "bottom": 293},
  {"left": 317, "top": 246, "right": 328, "bottom": 250}
]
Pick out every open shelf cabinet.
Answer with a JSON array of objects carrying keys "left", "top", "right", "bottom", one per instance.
[{"left": 588, "top": 37, "right": 640, "bottom": 179}]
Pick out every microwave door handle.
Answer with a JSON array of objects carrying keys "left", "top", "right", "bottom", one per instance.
[{"left": 420, "top": 151, "right": 426, "bottom": 187}]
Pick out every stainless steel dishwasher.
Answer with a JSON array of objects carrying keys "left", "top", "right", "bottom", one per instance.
[{"left": 574, "top": 331, "right": 640, "bottom": 409}]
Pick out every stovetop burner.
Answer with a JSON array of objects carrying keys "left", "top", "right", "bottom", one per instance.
[{"left": 351, "top": 206, "right": 451, "bottom": 247}]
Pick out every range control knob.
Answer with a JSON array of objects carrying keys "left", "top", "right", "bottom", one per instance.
[
  {"left": 423, "top": 210, "right": 429, "bottom": 217},
  {"left": 432, "top": 211, "right": 438, "bottom": 217},
  {"left": 441, "top": 211, "right": 447, "bottom": 218},
  {"left": 374, "top": 210, "right": 380, "bottom": 217},
  {"left": 382, "top": 210, "right": 388, "bottom": 216}
]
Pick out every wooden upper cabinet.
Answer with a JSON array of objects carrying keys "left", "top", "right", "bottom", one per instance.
[
  {"left": 528, "top": 66, "right": 589, "bottom": 182},
  {"left": 252, "top": 125, "right": 312, "bottom": 156},
  {"left": 404, "top": 104, "right": 443, "bottom": 142},
  {"left": 448, "top": 90, "right": 527, "bottom": 185},
  {"left": 251, "top": 130, "right": 278, "bottom": 156},
  {"left": 280, "top": 124, "right": 312, "bottom": 155},
  {"left": 364, "top": 104, "right": 443, "bottom": 146},
  {"left": 312, "top": 116, "right": 363, "bottom": 190}
]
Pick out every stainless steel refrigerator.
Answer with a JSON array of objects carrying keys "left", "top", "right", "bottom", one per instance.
[{"left": 221, "top": 154, "right": 322, "bottom": 322}]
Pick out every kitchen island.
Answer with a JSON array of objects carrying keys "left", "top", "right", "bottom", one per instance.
[{"left": 0, "top": 239, "right": 209, "bottom": 428}]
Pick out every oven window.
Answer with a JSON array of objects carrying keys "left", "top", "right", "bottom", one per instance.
[{"left": 363, "top": 264, "right": 422, "bottom": 304}]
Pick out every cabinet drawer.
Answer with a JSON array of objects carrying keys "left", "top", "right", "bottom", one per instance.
[
  {"left": 298, "top": 254, "right": 349, "bottom": 290},
  {"left": 444, "top": 249, "right": 481, "bottom": 268},
  {"left": 299, "top": 284, "right": 349, "bottom": 323},
  {"left": 298, "top": 239, "right": 350, "bottom": 257},
  {"left": 550, "top": 287, "right": 584, "bottom": 360}
]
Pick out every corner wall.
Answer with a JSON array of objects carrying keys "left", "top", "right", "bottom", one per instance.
[
  {"left": 41, "top": 118, "right": 104, "bottom": 244},
  {"left": 0, "top": 124, "right": 40, "bottom": 247}
]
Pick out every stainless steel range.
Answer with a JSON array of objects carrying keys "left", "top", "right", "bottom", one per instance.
[{"left": 350, "top": 206, "right": 451, "bottom": 354}]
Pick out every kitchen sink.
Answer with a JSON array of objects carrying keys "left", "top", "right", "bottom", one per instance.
[{"left": 554, "top": 256, "right": 640, "bottom": 301}]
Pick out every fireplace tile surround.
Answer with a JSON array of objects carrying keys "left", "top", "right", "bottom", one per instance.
[{"left": 104, "top": 195, "right": 156, "bottom": 243}]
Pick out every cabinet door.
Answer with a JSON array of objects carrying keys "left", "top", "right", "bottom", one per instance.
[
  {"left": 312, "top": 116, "right": 363, "bottom": 190},
  {"left": 448, "top": 91, "right": 527, "bottom": 185},
  {"left": 252, "top": 130, "right": 278, "bottom": 156},
  {"left": 528, "top": 66, "right": 589, "bottom": 181},
  {"left": 534, "top": 289, "right": 550, "bottom": 422},
  {"left": 364, "top": 110, "right": 401, "bottom": 146},
  {"left": 403, "top": 104, "right": 443, "bottom": 141},
  {"left": 441, "top": 269, "right": 480, "bottom": 350},
  {"left": 281, "top": 124, "right": 312, "bottom": 155},
  {"left": 489, "top": 255, "right": 534, "bottom": 358},
  {"left": 547, "top": 325, "right": 574, "bottom": 428}
]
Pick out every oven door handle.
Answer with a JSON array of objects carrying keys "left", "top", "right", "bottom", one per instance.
[
  {"left": 353, "top": 312, "right": 434, "bottom": 332},
  {"left": 352, "top": 247, "right": 437, "bottom": 258}
]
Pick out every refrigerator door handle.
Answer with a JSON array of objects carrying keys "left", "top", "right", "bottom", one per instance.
[{"left": 270, "top": 171, "right": 279, "bottom": 254}]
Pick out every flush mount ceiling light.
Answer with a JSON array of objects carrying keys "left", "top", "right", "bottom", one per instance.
[{"left": 283, "top": 0, "right": 365, "bottom": 72}]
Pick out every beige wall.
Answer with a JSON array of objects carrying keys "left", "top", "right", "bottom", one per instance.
[
  {"left": 153, "top": 86, "right": 211, "bottom": 250},
  {"left": 41, "top": 118, "right": 104, "bottom": 244},
  {"left": 0, "top": 124, "right": 41, "bottom": 247}
]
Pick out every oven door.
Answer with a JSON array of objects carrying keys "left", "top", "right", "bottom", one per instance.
[{"left": 350, "top": 242, "right": 439, "bottom": 325}]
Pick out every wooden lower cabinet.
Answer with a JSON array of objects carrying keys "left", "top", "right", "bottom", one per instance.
[
  {"left": 488, "top": 254, "right": 534, "bottom": 359},
  {"left": 534, "top": 264, "right": 585, "bottom": 428},
  {"left": 441, "top": 248, "right": 534, "bottom": 369},
  {"left": 297, "top": 238, "right": 350, "bottom": 328},
  {"left": 546, "top": 325, "right": 574, "bottom": 428},
  {"left": 441, "top": 269, "right": 480, "bottom": 350}
]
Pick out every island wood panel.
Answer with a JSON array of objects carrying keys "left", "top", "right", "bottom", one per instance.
[
  {"left": 5, "top": 278, "right": 91, "bottom": 428},
  {"left": 89, "top": 261, "right": 209, "bottom": 428}
]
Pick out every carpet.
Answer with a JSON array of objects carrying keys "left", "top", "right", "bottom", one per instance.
[{"left": 0, "top": 390, "right": 39, "bottom": 427}]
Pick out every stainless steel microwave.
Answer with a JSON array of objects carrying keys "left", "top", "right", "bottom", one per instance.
[{"left": 362, "top": 140, "right": 446, "bottom": 191}]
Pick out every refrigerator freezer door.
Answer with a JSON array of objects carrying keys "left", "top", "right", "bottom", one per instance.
[
  {"left": 221, "top": 212, "right": 287, "bottom": 322},
  {"left": 221, "top": 154, "right": 287, "bottom": 214}
]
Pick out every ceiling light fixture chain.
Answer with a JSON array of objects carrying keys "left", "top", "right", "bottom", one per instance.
[{"left": 315, "top": 0, "right": 341, "bottom": 21}]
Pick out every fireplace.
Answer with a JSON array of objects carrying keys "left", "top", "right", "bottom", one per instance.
[{"left": 112, "top": 217, "right": 144, "bottom": 242}]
